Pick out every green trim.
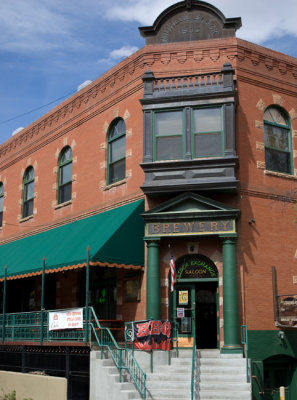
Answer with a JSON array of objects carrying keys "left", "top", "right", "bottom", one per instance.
[
  {"left": 107, "top": 118, "right": 126, "bottom": 185},
  {"left": 264, "top": 106, "right": 293, "bottom": 175},
  {"left": 58, "top": 146, "right": 72, "bottom": 204},
  {"left": 22, "top": 166, "right": 35, "bottom": 218},
  {"left": 0, "top": 200, "right": 144, "bottom": 279}
]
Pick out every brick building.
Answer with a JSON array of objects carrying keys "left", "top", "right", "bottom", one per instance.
[{"left": 0, "top": 1, "right": 297, "bottom": 399}]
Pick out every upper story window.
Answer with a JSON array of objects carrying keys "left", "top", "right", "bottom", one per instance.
[
  {"left": 153, "top": 106, "right": 224, "bottom": 161},
  {"left": 58, "top": 146, "right": 72, "bottom": 204},
  {"left": 107, "top": 118, "right": 126, "bottom": 184},
  {"left": 0, "top": 182, "right": 4, "bottom": 227},
  {"left": 264, "top": 106, "right": 293, "bottom": 174},
  {"left": 23, "top": 166, "right": 34, "bottom": 218}
]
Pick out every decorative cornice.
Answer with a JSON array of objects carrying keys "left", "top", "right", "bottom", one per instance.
[
  {"left": 1, "top": 38, "right": 296, "bottom": 165},
  {"left": 240, "top": 188, "right": 297, "bottom": 203}
]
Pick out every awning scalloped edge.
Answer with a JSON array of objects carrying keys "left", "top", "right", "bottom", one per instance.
[{"left": 0, "top": 260, "right": 144, "bottom": 281}]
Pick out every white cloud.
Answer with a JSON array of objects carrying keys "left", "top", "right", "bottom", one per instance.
[
  {"left": 104, "top": 0, "right": 297, "bottom": 45},
  {"left": 110, "top": 45, "right": 139, "bottom": 60}
]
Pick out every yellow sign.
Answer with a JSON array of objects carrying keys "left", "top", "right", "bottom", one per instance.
[{"left": 179, "top": 290, "right": 188, "bottom": 305}]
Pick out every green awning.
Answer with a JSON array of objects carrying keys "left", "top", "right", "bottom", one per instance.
[{"left": 0, "top": 199, "right": 144, "bottom": 280}]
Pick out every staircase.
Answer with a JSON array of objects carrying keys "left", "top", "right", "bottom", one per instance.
[
  {"left": 197, "top": 349, "right": 251, "bottom": 400},
  {"left": 90, "top": 349, "right": 252, "bottom": 400}
]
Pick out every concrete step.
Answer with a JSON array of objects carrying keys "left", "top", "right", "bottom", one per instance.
[
  {"left": 199, "top": 372, "right": 247, "bottom": 382},
  {"left": 146, "top": 373, "right": 190, "bottom": 382},
  {"left": 146, "top": 389, "right": 190, "bottom": 399},
  {"left": 199, "top": 365, "right": 246, "bottom": 374},
  {"left": 198, "top": 358, "right": 246, "bottom": 366},
  {"left": 199, "top": 382, "right": 251, "bottom": 391},
  {"left": 199, "top": 390, "right": 251, "bottom": 399}
]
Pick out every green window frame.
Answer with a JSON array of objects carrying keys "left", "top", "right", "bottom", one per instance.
[
  {"left": 0, "top": 182, "right": 4, "bottom": 227},
  {"left": 192, "top": 106, "right": 224, "bottom": 158},
  {"left": 23, "top": 166, "right": 35, "bottom": 218},
  {"left": 107, "top": 118, "right": 126, "bottom": 185},
  {"left": 152, "top": 106, "right": 224, "bottom": 161},
  {"left": 264, "top": 106, "right": 293, "bottom": 175},
  {"left": 58, "top": 146, "right": 73, "bottom": 204}
]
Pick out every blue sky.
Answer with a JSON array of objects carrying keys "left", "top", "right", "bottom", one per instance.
[{"left": 1, "top": 0, "right": 297, "bottom": 144}]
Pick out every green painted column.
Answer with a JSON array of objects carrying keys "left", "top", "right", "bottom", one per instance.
[
  {"left": 146, "top": 239, "right": 161, "bottom": 320},
  {"left": 221, "top": 236, "right": 242, "bottom": 354}
]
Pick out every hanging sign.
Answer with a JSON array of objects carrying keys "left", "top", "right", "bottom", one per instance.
[
  {"left": 132, "top": 320, "right": 172, "bottom": 351},
  {"left": 278, "top": 297, "right": 297, "bottom": 327},
  {"left": 49, "top": 308, "right": 83, "bottom": 331}
]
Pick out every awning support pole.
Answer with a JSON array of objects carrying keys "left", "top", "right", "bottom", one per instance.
[
  {"left": 85, "top": 247, "right": 90, "bottom": 346},
  {"left": 40, "top": 257, "right": 45, "bottom": 345},
  {"left": 2, "top": 266, "right": 7, "bottom": 344}
]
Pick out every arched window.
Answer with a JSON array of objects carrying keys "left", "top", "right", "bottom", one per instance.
[
  {"left": 58, "top": 146, "right": 72, "bottom": 204},
  {"left": 0, "top": 182, "right": 4, "bottom": 227},
  {"left": 107, "top": 118, "right": 126, "bottom": 184},
  {"left": 264, "top": 106, "right": 292, "bottom": 174},
  {"left": 23, "top": 166, "right": 35, "bottom": 218}
]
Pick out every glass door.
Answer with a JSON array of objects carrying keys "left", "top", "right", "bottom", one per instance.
[{"left": 174, "top": 285, "right": 196, "bottom": 343}]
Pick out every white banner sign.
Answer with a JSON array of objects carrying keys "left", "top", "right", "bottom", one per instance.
[{"left": 49, "top": 308, "right": 84, "bottom": 331}]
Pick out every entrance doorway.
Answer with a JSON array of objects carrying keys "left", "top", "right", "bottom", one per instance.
[
  {"left": 174, "top": 281, "right": 218, "bottom": 349},
  {"left": 173, "top": 253, "right": 219, "bottom": 349}
]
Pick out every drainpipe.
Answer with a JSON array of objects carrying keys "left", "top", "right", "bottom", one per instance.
[{"left": 2, "top": 266, "right": 7, "bottom": 344}]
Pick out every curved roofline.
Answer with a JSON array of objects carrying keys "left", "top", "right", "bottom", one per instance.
[{"left": 139, "top": 0, "right": 242, "bottom": 38}]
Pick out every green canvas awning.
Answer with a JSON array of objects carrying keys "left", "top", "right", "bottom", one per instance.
[{"left": 0, "top": 199, "right": 144, "bottom": 280}]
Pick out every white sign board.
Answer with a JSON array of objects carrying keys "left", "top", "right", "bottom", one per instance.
[{"left": 49, "top": 308, "right": 83, "bottom": 331}]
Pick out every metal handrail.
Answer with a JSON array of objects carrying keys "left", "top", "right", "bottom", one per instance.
[
  {"left": 252, "top": 375, "right": 265, "bottom": 396},
  {"left": 241, "top": 325, "right": 250, "bottom": 383},
  {"left": 191, "top": 327, "right": 198, "bottom": 400},
  {"left": 90, "top": 307, "right": 146, "bottom": 399}
]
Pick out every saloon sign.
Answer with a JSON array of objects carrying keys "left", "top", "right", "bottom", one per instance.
[
  {"left": 176, "top": 254, "right": 218, "bottom": 280},
  {"left": 278, "top": 297, "right": 297, "bottom": 327}
]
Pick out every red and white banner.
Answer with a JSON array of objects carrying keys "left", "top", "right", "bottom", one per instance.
[{"left": 49, "top": 308, "right": 83, "bottom": 331}]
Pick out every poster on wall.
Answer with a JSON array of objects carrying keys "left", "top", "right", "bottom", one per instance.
[
  {"left": 49, "top": 308, "right": 84, "bottom": 331},
  {"left": 179, "top": 290, "right": 188, "bottom": 305},
  {"left": 132, "top": 320, "right": 172, "bottom": 351}
]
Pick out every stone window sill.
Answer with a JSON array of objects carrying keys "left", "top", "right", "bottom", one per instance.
[
  {"left": 54, "top": 200, "right": 72, "bottom": 210},
  {"left": 264, "top": 170, "right": 297, "bottom": 180},
  {"left": 19, "top": 215, "right": 34, "bottom": 223},
  {"left": 103, "top": 177, "right": 127, "bottom": 191}
]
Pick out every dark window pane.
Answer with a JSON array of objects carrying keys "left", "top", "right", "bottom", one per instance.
[
  {"left": 110, "top": 136, "right": 125, "bottom": 163},
  {"left": 60, "top": 147, "right": 72, "bottom": 163},
  {"left": 25, "top": 181, "right": 34, "bottom": 200},
  {"left": 110, "top": 119, "right": 126, "bottom": 139},
  {"left": 156, "top": 136, "right": 182, "bottom": 160},
  {"left": 59, "top": 182, "right": 72, "bottom": 204},
  {"left": 109, "top": 159, "right": 125, "bottom": 183},
  {"left": 264, "top": 125, "right": 289, "bottom": 151},
  {"left": 0, "top": 184, "right": 3, "bottom": 196},
  {"left": 0, "top": 212, "right": 3, "bottom": 227},
  {"left": 23, "top": 199, "right": 33, "bottom": 218},
  {"left": 155, "top": 111, "right": 183, "bottom": 136},
  {"left": 61, "top": 163, "right": 72, "bottom": 185},
  {"left": 194, "top": 133, "right": 222, "bottom": 157},
  {"left": 24, "top": 167, "right": 34, "bottom": 181},
  {"left": 193, "top": 108, "right": 221, "bottom": 132},
  {"left": 0, "top": 196, "right": 3, "bottom": 212},
  {"left": 265, "top": 148, "right": 290, "bottom": 174}
]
